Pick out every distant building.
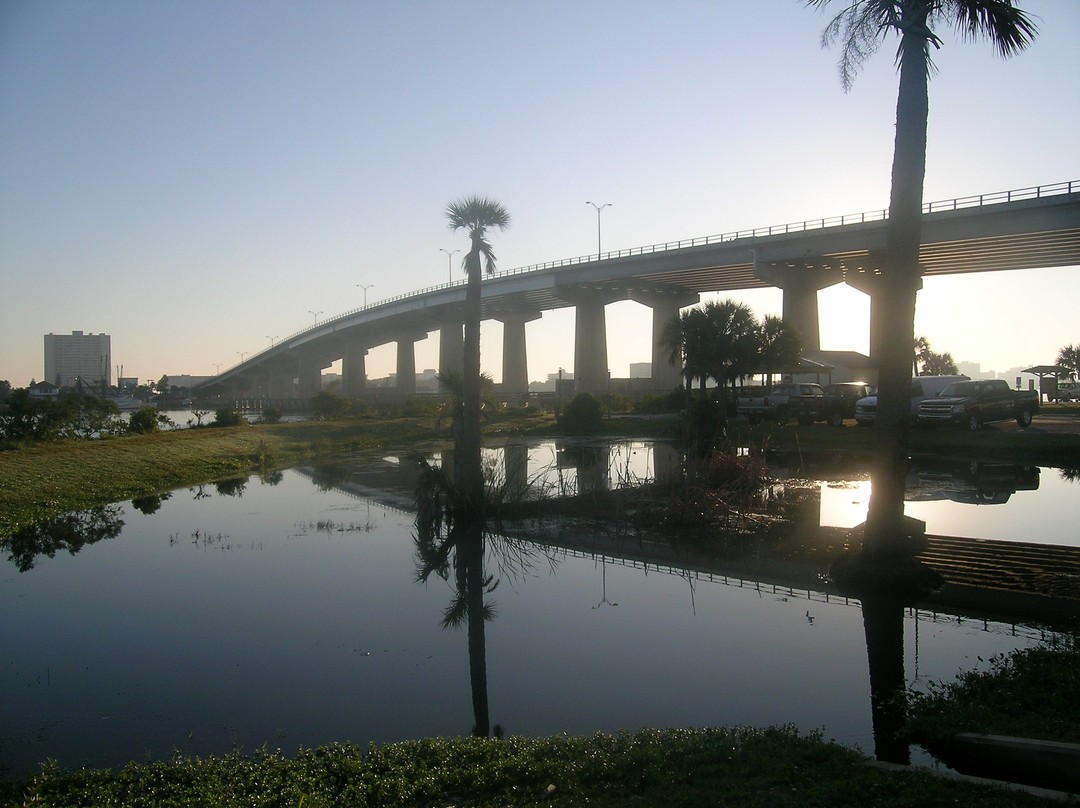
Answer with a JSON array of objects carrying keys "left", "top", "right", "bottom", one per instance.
[
  {"left": 44, "top": 331, "right": 111, "bottom": 388},
  {"left": 28, "top": 380, "right": 60, "bottom": 399},
  {"left": 957, "top": 361, "right": 993, "bottom": 380},
  {"left": 629, "top": 362, "right": 652, "bottom": 379}
]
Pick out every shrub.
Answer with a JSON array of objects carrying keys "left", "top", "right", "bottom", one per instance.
[
  {"left": 211, "top": 407, "right": 245, "bottom": 428},
  {"left": 128, "top": 406, "right": 160, "bottom": 434},
  {"left": 259, "top": 407, "right": 283, "bottom": 424},
  {"left": 558, "top": 392, "right": 603, "bottom": 433},
  {"left": 311, "top": 391, "right": 350, "bottom": 420}
]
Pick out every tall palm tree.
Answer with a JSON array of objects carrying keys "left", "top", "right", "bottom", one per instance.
[
  {"left": 809, "top": 0, "right": 1037, "bottom": 552},
  {"left": 702, "top": 300, "right": 757, "bottom": 403},
  {"left": 445, "top": 196, "right": 510, "bottom": 515},
  {"left": 757, "top": 315, "right": 802, "bottom": 390},
  {"left": 913, "top": 335, "right": 930, "bottom": 376},
  {"left": 661, "top": 308, "right": 711, "bottom": 402},
  {"left": 1056, "top": 344, "right": 1080, "bottom": 380}
]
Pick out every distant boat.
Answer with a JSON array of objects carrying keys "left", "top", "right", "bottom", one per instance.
[{"left": 110, "top": 395, "right": 145, "bottom": 411}]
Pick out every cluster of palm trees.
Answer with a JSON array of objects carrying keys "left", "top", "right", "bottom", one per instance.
[
  {"left": 913, "top": 336, "right": 958, "bottom": 376},
  {"left": 660, "top": 301, "right": 802, "bottom": 404},
  {"left": 1057, "top": 344, "right": 1080, "bottom": 380}
]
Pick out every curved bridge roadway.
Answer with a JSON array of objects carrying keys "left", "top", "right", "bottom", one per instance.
[{"left": 198, "top": 181, "right": 1079, "bottom": 401}]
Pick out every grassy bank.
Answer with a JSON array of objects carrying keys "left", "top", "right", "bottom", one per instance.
[
  {"left": 2, "top": 726, "right": 1061, "bottom": 808},
  {"left": 0, "top": 419, "right": 443, "bottom": 540}
]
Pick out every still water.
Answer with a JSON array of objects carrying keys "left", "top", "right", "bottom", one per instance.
[{"left": 2, "top": 441, "right": 1075, "bottom": 777}]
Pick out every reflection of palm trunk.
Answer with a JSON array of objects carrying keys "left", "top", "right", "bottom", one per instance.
[
  {"left": 462, "top": 521, "right": 489, "bottom": 736},
  {"left": 861, "top": 596, "right": 909, "bottom": 764}
]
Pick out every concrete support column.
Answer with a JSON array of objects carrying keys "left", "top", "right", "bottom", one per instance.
[
  {"left": 781, "top": 278, "right": 824, "bottom": 353},
  {"left": 438, "top": 319, "right": 465, "bottom": 381},
  {"left": 395, "top": 335, "right": 420, "bottom": 397},
  {"left": 628, "top": 288, "right": 700, "bottom": 392},
  {"left": 568, "top": 290, "right": 612, "bottom": 395},
  {"left": 297, "top": 356, "right": 323, "bottom": 399},
  {"left": 496, "top": 310, "right": 541, "bottom": 396},
  {"left": 342, "top": 342, "right": 368, "bottom": 397},
  {"left": 754, "top": 258, "right": 844, "bottom": 353},
  {"left": 846, "top": 266, "right": 921, "bottom": 360},
  {"left": 268, "top": 367, "right": 293, "bottom": 399}
]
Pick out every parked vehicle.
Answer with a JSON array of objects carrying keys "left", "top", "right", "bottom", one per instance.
[
  {"left": 916, "top": 378, "right": 1040, "bottom": 430},
  {"left": 1051, "top": 380, "right": 1080, "bottom": 402},
  {"left": 789, "top": 382, "right": 876, "bottom": 426},
  {"left": 855, "top": 375, "right": 969, "bottom": 427},
  {"left": 737, "top": 382, "right": 825, "bottom": 425}
]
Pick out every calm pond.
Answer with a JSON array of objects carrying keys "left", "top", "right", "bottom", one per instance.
[{"left": 2, "top": 440, "right": 1076, "bottom": 778}]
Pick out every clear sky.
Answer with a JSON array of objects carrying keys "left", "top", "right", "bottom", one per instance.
[{"left": 2, "top": 1, "right": 1077, "bottom": 388}]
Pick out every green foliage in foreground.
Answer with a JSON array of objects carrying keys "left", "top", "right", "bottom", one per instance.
[
  {"left": 2, "top": 726, "right": 1057, "bottom": 808},
  {"left": 908, "top": 634, "right": 1080, "bottom": 747}
]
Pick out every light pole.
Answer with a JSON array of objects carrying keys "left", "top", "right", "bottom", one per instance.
[
  {"left": 309, "top": 310, "right": 323, "bottom": 325},
  {"left": 440, "top": 248, "right": 459, "bottom": 283},
  {"left": 237, "top": 351, "right": 247, "bottom": 363},
  {"left": 266, "top": 335, "right": 278, "bottom": 347},
  {"left": 586, "top": 201, "right": 612, "bottom": 258},
  {"left": 356, "top": 284, "right": 374, "bottom": 306},
  {"left": 213, "top": 363, "right": 222, "bottom": 375}
]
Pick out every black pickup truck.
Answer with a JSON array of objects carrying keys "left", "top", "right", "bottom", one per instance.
[
  {"left": 789, "top": 382, "right": 876, "bottom": 426},
  {"left": 916, "top": 378, "right": 1040, "bottom": 430}
]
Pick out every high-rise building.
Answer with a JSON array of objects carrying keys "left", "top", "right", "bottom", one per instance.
[{"left": 43, "top": 331, "right": 111, "bottom": 388}]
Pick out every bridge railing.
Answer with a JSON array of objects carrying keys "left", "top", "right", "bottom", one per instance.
[{"left": 221, "top": 180, "right": 1077, "bottom": 376}]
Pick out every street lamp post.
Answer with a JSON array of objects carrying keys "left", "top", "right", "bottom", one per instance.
[
  {"left": 237, "top": 351, "right": 247, "bottom": 364},
  {"left": 440, "top": 248, "right": 459, "bottom": 283},
  {"left": 266, "top": 335, "right": 278, "bottom": 348},
  {"left": 309, "top": 310, "right": 323, "bottom": 325},
  {"left": 586, "top": 201, "right": 612, "bottom": 258},
  {"left": 356, "top": 284, "right": 374, "bottom": 307}
]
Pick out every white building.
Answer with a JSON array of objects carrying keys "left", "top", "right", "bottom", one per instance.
[{"left": 43, "top": 331, "right": 111, "bottom": 388}]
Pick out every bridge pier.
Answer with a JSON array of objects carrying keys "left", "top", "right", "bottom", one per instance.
[
  {"left": 395, "top": 331, "right": 427, "bottom": 396},
  {"left": 438, "top": 316, "right": 465, "bottom": 381},
  {"left": 845, "top": 267, "right": 923, "bottom": 360},
  {"left": 627, "top": 286, "right": 700, "bottom": 392},
  {"left": 342, "top": 342, "right": 368, "bottom": 397},
  {"left": 297, "top": 355, "right": 324, "bottom": 399},
  {"left": 753, "top": 260, "right": 844, "bottom": 353},
  {"left": 495, "top": 309, "right": 541, "bottom": 397}
]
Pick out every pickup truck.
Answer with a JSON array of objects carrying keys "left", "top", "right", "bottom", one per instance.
[
  {"left": 737, "top": 382, "right": 824, "bottom": 425},
  {"left": 789, "top": 382, "right": 876, "bottom": 426},
  {"left": 916, "top": 378, "right": 1040, "bottom": 430}
]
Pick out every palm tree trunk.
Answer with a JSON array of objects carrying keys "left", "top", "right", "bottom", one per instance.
[
  {"left": 865, "top": 10, "right": 929, "bottom": 555},
  {"left": 461, "top": 246, "right": 484, "bottom": 516}
]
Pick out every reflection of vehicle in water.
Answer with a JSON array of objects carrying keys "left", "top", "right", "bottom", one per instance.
[{"left": 906, "top": 459, "right": 1040, "bottom": 505}]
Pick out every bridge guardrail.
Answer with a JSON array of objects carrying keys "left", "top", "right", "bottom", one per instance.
[{"left": 219, "top": 180, "right": 1077, "bottom": 376}]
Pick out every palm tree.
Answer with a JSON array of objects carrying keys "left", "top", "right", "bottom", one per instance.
[
  {"left": 445, "top": 196, "right": 510, "bottom": 515},
  {"left": 1057, "top": 344, "right": 1080, "bottom": 380},
  {"left": 661, "top": 308, "right": 711, "bottom": 405},
  {"left": 913, "top": 335, "right": 930, "bottom": 376},
  {"left": 702, "top": 300, "right": 757, "bottom": 403},
  {"left": 757, "top": 315, "right": 802, "bottom": 390},
  {"left": 809, "top": 0, "right": 1037, "bottom": 552}
]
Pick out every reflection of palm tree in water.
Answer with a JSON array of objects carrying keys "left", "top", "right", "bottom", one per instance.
[
  {"left": 414, "top": 460, "right": 539, "bottom": 738},
  {"left": 832, "top": 460, "right": 943, "bottom": 765}
]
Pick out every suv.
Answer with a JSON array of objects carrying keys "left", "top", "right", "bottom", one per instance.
[{"left": 855, "top": 375, "right": 970, "bottom": 427}]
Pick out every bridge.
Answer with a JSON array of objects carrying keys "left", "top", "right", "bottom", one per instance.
[{"left": 196, "top": 181, "right": 1080, "bottom": 401}]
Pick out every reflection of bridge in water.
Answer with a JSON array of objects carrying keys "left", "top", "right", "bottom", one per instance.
[{"left": 292, "top": 452, "right": 1080, "bottom": 629}]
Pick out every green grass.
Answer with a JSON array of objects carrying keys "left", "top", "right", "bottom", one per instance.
[
  {"left": 908, "top": 634, "right": 1080, "bottom": 747},
  {"left": 2, "top": 726, "right": 1061, "bottom": 808}
]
